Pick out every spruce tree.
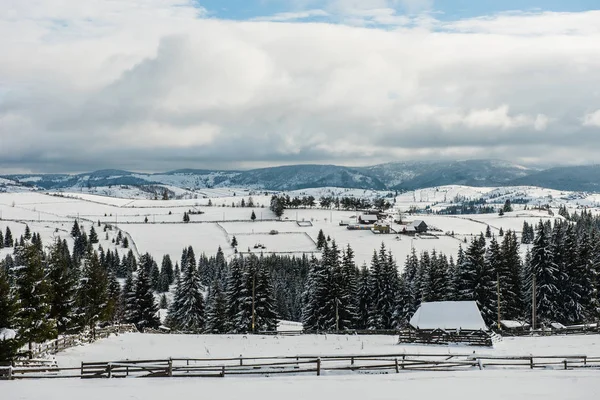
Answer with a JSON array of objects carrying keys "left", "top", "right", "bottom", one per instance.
[
  {"left": 225, "top": 256, "right": 244, "bottom": 332},
  {"left": 24, "top": 224, "right": 31, "bottom": 240},
  {"left": 0, "top": 266, "right": 20, "bottom": 361},
  {"left": 530, "top": 221, "right": 560, "bottom": 324},
  {"left": 316, "top": 229, "right": 326, "bottom": 249},
  {"left": 4, "top": 227, "right": 13, "bottom": 247},
  {"left": 76, "top": 251, "right": 109, "bottom": 334},
  {"left": 47, "top": 240, "right": 78, "bottom": 334},
  {"left": 127, "top": 266, "right": 160, "bottom": 331},
  {"left": 14, "top": 243, "right": 57, "bottom": 354},
  {"left": 71, "top": 221, "right": 81, "bottom": 238},
  {"left": 89, "top": 226, "right": 99, "bottom": 244},
  {"left": 205, "top": 280, "right": 228, "bottom": 333},
  {"left": 173, "top": 255, "right": 205, "bottom": 332},
  {"left": 356, "top": 263, "right": 371, "bottom": 329}
]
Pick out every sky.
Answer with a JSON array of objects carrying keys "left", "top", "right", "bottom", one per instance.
[{"left": 1, "top": 1, "right": 600, "bottom": 173}]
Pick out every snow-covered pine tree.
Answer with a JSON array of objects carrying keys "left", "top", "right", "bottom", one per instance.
[
  {"left": 367, "top": 244, "right": 399, "bottom": 330},
  {"left": 301, "top": 251, "right": 328, "bottom": 331},
  {"left": 355, "top": 263, "right": 370, "bottom": 329},
  {"left": 570, "top": 229, "right": 595, "bottom": 322},
  {"left": 71, "top": 220, "right": 81, "bottom": 238},
  {"left": 4, "top": 227, "right": 13, "bottom": 247},
  {"left": 205, "top": 280, "right": 228, "bottom": 333},
  {"left": 14, "top": 242, "right": 57, "bottom": 355},
  {"left": 173, "top": 253, "right": 205, "bottom": 332},
  {"left": 47, "top": 239, "right": 78, "bottom": 334},
  {"left": 530, "top": 221, "right": 560, "bottom": 324},
  {"left": 318, "top": 241, "right": 356, "bottom": 331},
  {"left": 162, "top": 255, "right": 174, "bottom": 285},
  {"left": 0, "top": 263, "right": 20, "bottom": 361},
  {"left": 252, "top": 256, "right": 278, "bottom": 332},
  {"left": 75, "top": 251, "right": 109, "bottom": 335},
  {"left": 316, "top": 229, "right": 326, "bottom": 249},
  {"left": 499, "top": 230, "right": 524, "bottom": 320},
  {"left": 89, "top": 226, "right": 99, "bottom": 244},
  {"left": 224, "top": 256, "right": 244, "bottom": 332},
  {"left": 128, "top": 265, "right": 160, "bottom": 331}
]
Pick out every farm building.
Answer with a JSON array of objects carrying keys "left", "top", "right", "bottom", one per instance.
[
  {"left": 358, "top": 214, "right": 378, "bottom": 224},
  {"left": 409, "top": 301, "right": 487, "bottom": 331},
  {"left": 399, "top": 301, "right": 492, "bottom": 346},
  {"left": 408, "top": 220, "right": 428, "bottom": 233}
]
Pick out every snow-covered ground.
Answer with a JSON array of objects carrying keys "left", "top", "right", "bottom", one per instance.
[
  {"left": 1, "top": 185, "right": 598, "bottom": 266},
  {"left": 52, "top": 333, "right": 600, "bottom": 367},
  {"left": 8, "top": 370, "right": 598, "bottom": 400},
  {"left": 8, "top": 333, "right": 598, "bottom": 400}
]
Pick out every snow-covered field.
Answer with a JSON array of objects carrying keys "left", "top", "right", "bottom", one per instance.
[
  {"left": 1, "top": 184, "right": 599, "bottom": 265},
  {"left": 8, "top": 333, "right": 599, "bottom": 400},
  {"left": 8, "top": 370, "right": 598, "bottom": 400},
  {"left": 52, "top": 333, "right": 600, "bottom": 367}
]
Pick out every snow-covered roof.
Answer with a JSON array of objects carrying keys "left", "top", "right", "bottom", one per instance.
[
  {"left": 500, "top": 320, "right": 530, "bottom": 329},
  {"left": 0, "top": 328, "right": 17, "bottom": 341},
  {"left": 409, "top": 220, "right": 427, "bottom": 227},
  {"left": 409, "top": 301, "right": 488, "bottom": 331}
]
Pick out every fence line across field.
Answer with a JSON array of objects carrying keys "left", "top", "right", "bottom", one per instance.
[{"left": 3, "top": 352, "right": 600, "bottom": 380}]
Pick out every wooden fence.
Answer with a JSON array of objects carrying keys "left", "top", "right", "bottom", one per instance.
[
  {"left": 3, "top": 352, "right": 600, "bottom": 380},
  {"left": 19, "top": 324, "right": 138, "bottom": 360}
]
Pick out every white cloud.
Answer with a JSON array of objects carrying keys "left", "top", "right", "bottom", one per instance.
[
  {"left": 1, "top": 1, "right": 600, "bottom": 171},
  {"left": 583, "top": 110, "right": 600, "bottom": 127},
  {"left": 252, "top": 9, "right": 329, "bottom": 22}
]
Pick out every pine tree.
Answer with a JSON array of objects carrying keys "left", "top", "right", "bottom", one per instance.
[
  {"left": 4, "top": 227, "right": 13, "bottom": 247},
  {"left": 205, "top": 280, "right": 228, "bottom": 333},
  {"left": 127, "top": 266, "right": 160, "bottom": 331},
  {"left": 14, "top": 243, "right": 57, "bottom": 355},
  {"left": 0, "top": 230, "right": 3, "bottom": 249},
  {"left": 231, "top": 236, "right": 238, "bottom": 248},
  {"left": 47, "top": 240, "right": 78, "bottom": 334},
  {"left": 356, "top": 263, "right": 371, "bottom": 329},
  {"left": 251, "top": 210, "right": 256, "bottom": 221},
  {"left": 499, "top": 231, "right": 524, "bottom": 320},
  {"left": 225, "top": 256, "right": 245, "bottom": 332},
  {"left": 485, "top": 225, "right": 492, "bottom": 238},
  {"left": 172, "top": 256, "right": 205, "bottom": 332},
  {"left": 367, "top": 244, "right": 399, "bottom": 329},
  {"left": 0, "top": 265, "right": 20, "bottom": 361},
  {"left": 76, "top": 251, "right": 109, "bottom": 335},
  {"left": 24, "top": 224, "right": 31, "bottom": 240},
  {"left": 316, "top": 229, "right": 326, "bottom": 249},
  {"left": 89, "top": 226, "right": 99, "bottom": 244},
  {"left": 530, "top": 221, "right": 560, "bottom": 324},
  {"left": 71, "top": 221, "right": 81, "bottom": 238}
]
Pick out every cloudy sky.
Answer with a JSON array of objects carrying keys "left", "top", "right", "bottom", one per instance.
[{"left": 1, "top": 0, "right": 600, "bottom": 173}]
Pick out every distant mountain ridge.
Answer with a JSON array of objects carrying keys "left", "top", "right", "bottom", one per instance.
[{"left": 2, "top": 160, "right": 600, "bottom": 193}]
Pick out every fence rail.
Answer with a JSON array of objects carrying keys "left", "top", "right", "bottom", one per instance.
[{"left": 3, "top": 352, "right": 600, "bottom": 380}]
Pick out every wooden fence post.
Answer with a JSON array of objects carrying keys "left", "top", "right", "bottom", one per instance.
[
  {"left": 564, "top": 360, "right": 567, "bottom": 370},
  {"left": 351, "top": 357, "right": 354, "bottom": 366},
  {"left": 7, "top": 366, "right": 12, "bottom": 380},
  {"left": 316, "top": 358, "right": 321, "bottom": 376},
  {"left": 240, "top": 354, "right": 243, "bottom": 366},
  {"left": 530, "top": 357, "right": 534, "bottom": 369},
  {"left": 80, "top": 362, "right": 83, "bottom": 378},
  {"left": 168, "top": 358, "right": 173, "bottom": 377},
  {"left": 401, "top": 355, "right": 405, "bottom": 370},
  {"left": 107, "top": 363, "right": 112, "bottom": 379},
  {"left": 395, "top": 358, "right": 399, "bottom": 373},
  {"left": 221, "top": 365, "right": 226, "bottom": 377}
]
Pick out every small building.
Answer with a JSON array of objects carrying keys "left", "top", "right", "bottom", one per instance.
[
  {"left": 409, "top": 301, "right": 488, "bottom": 331},
  {"left": 359, "top": 214, "right": 378, "bottom": 224},
  {"left": 399, "top": 301, "right": 492, "bottom": 347},
  {"left": 409, "top": 220, "right": 428, "bottom": 233}
]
